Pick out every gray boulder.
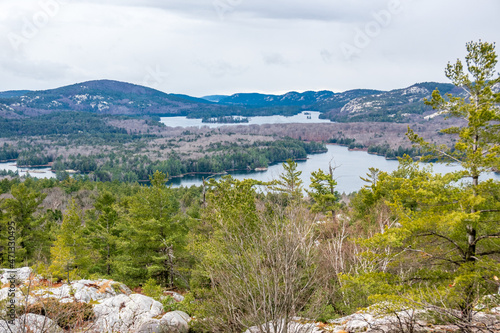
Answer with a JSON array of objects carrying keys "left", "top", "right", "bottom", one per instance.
[
  {"left": 136, "top": 319, "right": 161, "bottom": 333},
  {"left": 92, "top": 293, "right": 163, "bottom": 332},
  {"left": 163, "top": 291, "right": 185, "bottom": 302},
  {"left": 0, "top": 267, "right": 39, "bottom": 285},
  {"left": 159, "top": 310, "right": 191, "bottom": 333}
]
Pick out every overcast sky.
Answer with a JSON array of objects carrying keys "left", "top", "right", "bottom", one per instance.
[{"left": 1, "top": 0, "right": 499, "bottom": 96}]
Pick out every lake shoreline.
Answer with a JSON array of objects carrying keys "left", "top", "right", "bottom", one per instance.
[
  {"left": 3, "top": 159, "right": 53, "bottom": 168},
  {"left": 138, "top": 157, "right": 311, "bottom": 182}
]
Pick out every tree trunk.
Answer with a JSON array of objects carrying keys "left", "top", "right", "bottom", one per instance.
[
  {"left": 107, "top": 243, "right": 110, "bottom": 275},
  {"left": 169, "top": 247, "right": 174, "bottom": 288}
]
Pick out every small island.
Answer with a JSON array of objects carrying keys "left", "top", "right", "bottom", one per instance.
[{"left": 202, "top": 115, "right": 250, "bottom": 124}]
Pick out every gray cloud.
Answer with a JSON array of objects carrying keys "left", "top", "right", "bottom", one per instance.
[
  {"left": 263, "top": 53, "right": 289, "bottom": 66},
  {"left": 82, "top": 0, "right": 387, "bottom": 22},
  {"left": 0, "top": 0, "right": 499, "bottom": 96}
]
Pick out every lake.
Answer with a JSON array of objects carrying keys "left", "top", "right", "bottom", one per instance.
[
  {"left": 166, "top": 145, "right": 500, "bottom": 193},
  {"left": 0, "top": 162, "right": 56, "bottom": 179},
  {"left": 1, "top": 145, "right": 498, "bottom": 193},
  {"left": 160, "top": 111, "right": 331, "bottom": 128}
]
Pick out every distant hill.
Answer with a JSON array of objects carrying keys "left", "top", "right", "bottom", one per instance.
[
  {"left": 308, "top": 89, "right": 383, "bottom": 113},
  {"left": 206, "top": 84, "right": 457, "bottom": 121},
  {"left": 0, "top": 80, "right": 471, "bottom": 122},
  {"left": 201, "top": 95, "right": 228, "bottom": 103},
  {"left": 217, "top": 91, "right": 336, "bottom": 107},
  {"left": 0, "top": 80, "right": 231, "bottom": 119},
  {"left": 321, "top": 82, "right": 462, "bottom": 122},
  {"left": 0, "top": 90, "right": 32, "bottom": 98}
]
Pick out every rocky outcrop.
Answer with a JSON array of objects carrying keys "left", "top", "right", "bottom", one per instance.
[
  {"left": 160, "top": 311, "right": 190, "bottom": 332},
  {"left": 4, "top": 267, "right": 500, "bottom": 333},
  {"left": 135, "top": 310, "right": 191, "bottom": 333},
  {"left": 1, "top": 267, "right": 38, "bottom": 285},
  {"left": 327, "top": 310, "right": 429, "bottom": 333},
  {"left": 0, "top": 267, "right": 189, "bottom": 333},
  {"left": 0, "top": 275, "right": 132, "bottom": 306},
  {"left": 163, "top": 290, "right": 185, "bottom": 302},
  {"left": 33, "top": 279, "right": 132, "bottom": 303},
  {"left": 91, "top": 293, "right": 163, "bottom": 332}
]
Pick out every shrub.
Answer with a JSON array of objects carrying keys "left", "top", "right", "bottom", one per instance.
[{"left": 20, "top": 299, "right": 94, "bottom": 330}]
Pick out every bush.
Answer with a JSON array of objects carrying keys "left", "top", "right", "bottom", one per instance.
[
  {"left": 142, "top": 278, "right": 163, "bottom": 300},
  {"left": 20, "top": 298, "right": 94, "bottom": 330}
]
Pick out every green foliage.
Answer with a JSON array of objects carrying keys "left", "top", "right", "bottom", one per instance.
[
  {"left": 328, "top": 137, "right": 364, "bottom": 149},
  {"left": 115, "top": 171, "right": 186, "bottom": 287},
  {"left": 47, "top": 137, "right": 325, "bottom": 183},
  {"left": 315, "top": 304, "right": 339, "bottom": 323},
  {"left": 273, "top": 159, "right": 304, "bottom": 202},
  {"left": 367, "top": 143, "right": 422, "bottom": 159},
  {"left": 142, "top": 278, "right": 164, "bottom": 300},
  {"left": 84, "top": 191, "right": 119, "bottom": 276},
  {"left": 170, "top": 292, "right": 198, "bottom": 315},
  {"left": 16, "top": 151, "right": 53, "bottom": 167},
  {"left": 307, "top": 165, "right": 339, "bottom": 217},
  {"left": 338, "top": 271, "right": 401, "bottom": 311},
  {"left": 204, "top": 176, "right": 261, "bottom": 231},
  {"left": 351, "top": 41, "right": 500, "bottom": 325},
  {"left": 0, "top": 174, "right": 201, "bottom": 290},
  {"left": 418, "top": 40, "right": 500, "bottom": 173},
  {"left": 48, "top": 200, "right": 90, "bottom": 280},
  {"left": 0, "top": 183, "right": 53, "bottom": 266},
  {"left": 48, "top": 235, "right": 78, "bottom": 281},
  {"left": 0, "top": 111, "right": 129, "bottom": 138},
  {"left": 0, "top": 143, "right": 19, "bottom": 160}
]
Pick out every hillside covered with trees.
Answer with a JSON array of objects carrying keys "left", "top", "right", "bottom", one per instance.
[{"left": 0, "top": 77, "right": 478, "bottom": 123}]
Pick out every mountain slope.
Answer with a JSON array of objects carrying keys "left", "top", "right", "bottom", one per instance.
[
  {"left": 322, "top": 82, "right": 463, "bottom": 122},
  {"left": 0, "top": 80, "right": 472, "bottom": 122},
  {"left": 201, "top": 95, "right": 228, "bottom": 103},
  {"left": 0, "top": 80, "right": 230, "bottom": 118},
  {"left": 217, "top": 90, "right": 336, "bottom": 107},
  {"left": 0, "top": 90, "right": 31, "bottom": 98}
]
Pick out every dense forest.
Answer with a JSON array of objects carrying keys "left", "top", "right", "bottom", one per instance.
[{"left": 0, "top": 41, "right": 499, "bottom": 332}]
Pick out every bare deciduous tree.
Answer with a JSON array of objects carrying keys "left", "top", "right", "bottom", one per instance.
[{"left": 197, "top": 179, "right": 321, "bottom": 333}]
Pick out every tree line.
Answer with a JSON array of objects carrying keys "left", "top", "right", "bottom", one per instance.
[{"left": 329, "top": 137, "right": 423, "bottom": 159}]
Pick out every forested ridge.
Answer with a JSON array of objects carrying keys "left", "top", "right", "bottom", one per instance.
[{"left": 1, "top": 41, "right": 500, "bottom": 332}]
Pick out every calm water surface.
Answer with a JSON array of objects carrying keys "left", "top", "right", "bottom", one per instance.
[
  {"left": 0, "top": 162, "right": 55, "bottom": 178},
  {"left": 166, "top": 145, "right": 500, "bottom": 193},
  {"left": 160, "top": 111, "right": 331, "bottom": 128}
]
